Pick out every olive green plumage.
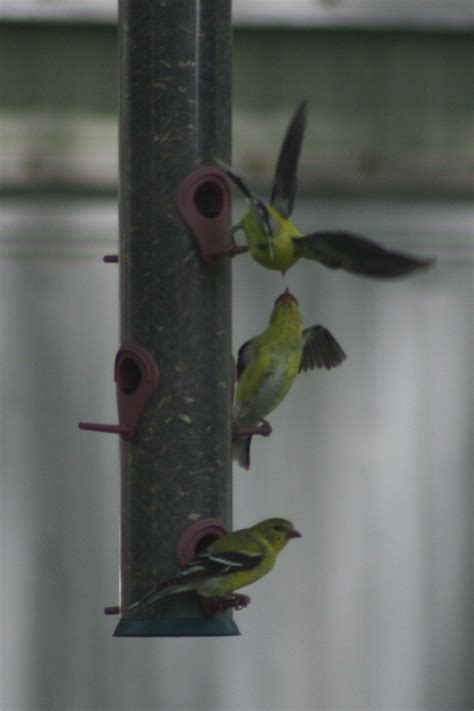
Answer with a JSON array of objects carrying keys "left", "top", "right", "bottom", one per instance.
[
  {"left": 128, "top": 518, "right": 302, "bottom": 613},
  {"left": 233, "top": 289, "right": 346, "bottom": 469},
  {"left": 219, "top": 101, "right": 434, "bottom": 277}
]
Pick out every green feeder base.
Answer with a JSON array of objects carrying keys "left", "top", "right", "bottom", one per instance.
[{"left": 114, "top": 616, "right": 241, "bottom": 637}]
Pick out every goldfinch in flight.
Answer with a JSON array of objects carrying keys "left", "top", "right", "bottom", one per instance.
[
  {"left": 218, "top": 101, "right": 434, "bottom": 277},
  {"left": 233, "top": 289, "right": 346, "bottom": 469},
  {"left": 128, "top": 518, "right": 302, "bottom": 616}
]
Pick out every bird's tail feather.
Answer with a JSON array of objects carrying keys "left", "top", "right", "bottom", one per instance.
[
  {"left": 128, "top": 582, "right": 188, "bottom": 613},
  {"left": 233, "top": 435, "right": 252, "bottom": 470}
]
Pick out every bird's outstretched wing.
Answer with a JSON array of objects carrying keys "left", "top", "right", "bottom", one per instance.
[
  {"left": 300, "top": 326, "right": 347, "bottom": 373},
  {"left": 294, "top": 231, "right": 435, "bottom": 277},
  {"left": 128, "top": 549, "right": 264, "bottom": 612},
  {"left": 215, "top": 158, "right": 274, "bottom": 238},
  {"left": 271, "top": 101, "right": 307, "bottom": 219}
]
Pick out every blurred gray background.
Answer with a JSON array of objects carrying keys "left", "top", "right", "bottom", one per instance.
[{"left": 1, "top": 1, "right": 472, "bottom": 709}]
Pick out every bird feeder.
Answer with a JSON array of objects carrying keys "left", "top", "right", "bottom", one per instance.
[{"left": 81, "top": 0, "right": 237, "bottom": 637}]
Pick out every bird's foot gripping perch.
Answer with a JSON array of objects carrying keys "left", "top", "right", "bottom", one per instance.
[
  {"left": 225, "top": 243, "right": 249, "bottom": 257},
  {"left": 212, "top": 225, "right": 249, "bottom": 259},
  {"left": 201, "top": 594, "right": 251, "bottom": 617},
  {"left": 232, "top": 420, "right": 272, "bottom": 439}
]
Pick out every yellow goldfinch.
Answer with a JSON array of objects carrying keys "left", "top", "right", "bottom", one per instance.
[
  {"left": 233, "top": 289, "right": 346, "bottom": 469},
  {"left": 128, "top": 518, "right": 302, "bottom": 616},
  {"left": 218, "top": 101, "right": 434, "bottom": 277}
]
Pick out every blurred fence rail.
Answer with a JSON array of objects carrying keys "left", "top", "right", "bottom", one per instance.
[{"left": 1, "top": 3, "right": 473, "bottom": 197}]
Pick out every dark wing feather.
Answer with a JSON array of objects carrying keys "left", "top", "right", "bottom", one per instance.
[
  {"left": 215, "top": 158, "right": 274, "bottom": 237},
  {"left": 271, "top": 101, "right": 307, "bottom": 219},
  {"left": 294, "top": 231, "right": 435, "bottom": 277},
  {"left": 198, "top": 549, "right": 264, "bottom": 574},
  {"left": 300, "top": 326, "right": 347, "bottom": 373},
  {"left": 128, "top": 549, "right": 264, "bottom": 612},
  {"left": 236, "top": 338, "right": 255, "bottom": 381},
  {"left": 169, "top": 549, "right": 263, "bottom": 587}
]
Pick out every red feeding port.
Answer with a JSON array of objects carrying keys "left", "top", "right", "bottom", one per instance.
[
  {"left": 177, "top": 518, "right": 229, "bottom": 567},
  {"left": 79, "top": 343, "right": 159, "bottom": 439},
  {"left": 176, "top": 165, "right": 232, "bottom": 265}
]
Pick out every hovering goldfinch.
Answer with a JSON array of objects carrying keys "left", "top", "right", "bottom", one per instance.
[
  {"left": 233, "top": 289, "right": 346, "bottom": 469},
  {"left": 128, "top": 518, "right": 302, "bottom": 616},
  {"left": 218, "top": 101, "right": 434, "bottom": 277}
]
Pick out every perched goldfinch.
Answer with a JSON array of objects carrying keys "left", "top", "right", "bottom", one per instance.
[
  {"left": 128, "top": 518, "right": 302, "bottom": 616},
  {"left": 233, "top": 289, "right": 346, "bottom": 469},
  {"left": 218, "top": 101, "right": 434, "bottom": 277}
]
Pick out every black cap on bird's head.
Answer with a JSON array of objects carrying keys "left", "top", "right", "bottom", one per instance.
[{"left": 274, "top": 288, "right": 298, "bottom": 306}]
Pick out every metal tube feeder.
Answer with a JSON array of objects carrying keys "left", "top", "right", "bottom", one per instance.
[{"left": 113, "top": 0, "right": 234, "bottom": 636}]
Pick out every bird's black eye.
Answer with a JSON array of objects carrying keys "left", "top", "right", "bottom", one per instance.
[{"left": 273, "top": 524, "right": 287, "bottom": 532}]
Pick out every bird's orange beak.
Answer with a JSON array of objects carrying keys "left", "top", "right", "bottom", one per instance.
[
  {"left": 277, "top": 288, "right": 298, "bottom": 306},
  {"left": 287, "top": 529, "right": 302, "bottom": 539}
]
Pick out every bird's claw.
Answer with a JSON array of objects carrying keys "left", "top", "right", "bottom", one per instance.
[
  {"left": 200, "top": 594, "right": 251, "bottom": 617},
  {"left": 232, "top": 593, "right": 251, "bottom": 611},
  {"left": 259, "top": 420, "right": 272, "bottom": 437},
  {"left": 211, "top": 225, "right": 248, "bottom": 259},
  {"left": 224, "top": 243, "right": 249, "bottom": 257}
]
